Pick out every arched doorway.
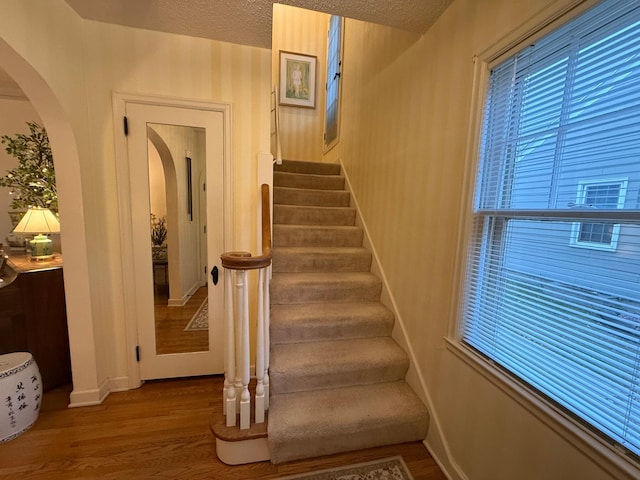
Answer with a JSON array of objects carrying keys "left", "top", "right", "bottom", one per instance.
[{"left": 0, "top": 39, "right": 99, "bottom": 405}]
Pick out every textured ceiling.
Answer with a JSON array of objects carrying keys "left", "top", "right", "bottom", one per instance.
[
  {"left": 63, "top": 0, "right": 453, "bottom": 49},
  {"left": 1, "top": 1, "right": 453, "bottom": 97}
]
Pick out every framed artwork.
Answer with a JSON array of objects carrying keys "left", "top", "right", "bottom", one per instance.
[{"left": 279, "top": 51, "right": 317, "bottom": 108}]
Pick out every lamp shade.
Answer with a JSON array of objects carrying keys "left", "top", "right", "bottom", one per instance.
[{"left": 12, "top": 207, "right": 60, "bottom": 235}]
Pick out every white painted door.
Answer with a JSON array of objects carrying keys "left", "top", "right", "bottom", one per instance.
[{"left": 125, "top": 102, "right": 225, "bottom": 379}]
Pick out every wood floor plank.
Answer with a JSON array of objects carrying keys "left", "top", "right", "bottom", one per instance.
[
  {"left": 155, "top": 286, "right": 208, "bottom": 354},
  {"left": 0, "top": 375, "right": 447, "bottom": 479}
]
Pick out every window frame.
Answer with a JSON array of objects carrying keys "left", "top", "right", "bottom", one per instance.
[
  {"left": 447, "top": 1, "right": 640, "bottom": 477},
  {"left": 323, "top": 15, "right": 343, "bottom": 152},
  {"left": 569, "top": 178, "right": 628, "bottom": 251}
]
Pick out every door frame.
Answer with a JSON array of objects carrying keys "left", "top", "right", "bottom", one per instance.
[{"left": 112, "top": 92, "right": 233, "bottom": 388}]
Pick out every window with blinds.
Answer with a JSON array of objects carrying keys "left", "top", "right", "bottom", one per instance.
[
  {"left": 463, "top": 0, "right": 640, "bottom": 459},
  {"left": 324, "top": 15, "right": 342, "bottom": 148}
]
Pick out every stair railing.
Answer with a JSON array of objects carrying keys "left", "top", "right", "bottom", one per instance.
[
  {"left": 271, "top": 86, "right": 283, "bottom": 165},
  {"left": 220, "top": 183, "right": 272, "bottom": 429}
]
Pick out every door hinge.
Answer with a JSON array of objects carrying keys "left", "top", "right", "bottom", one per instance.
[
  {"left": 203, "top": 224, "right": 207, "bottom": 234},
  {"left": 123, "top": 116, "right": 129, "bottom": 136},
  {"left": 135, "top": 345, "right": 140, "bottom": 362}
]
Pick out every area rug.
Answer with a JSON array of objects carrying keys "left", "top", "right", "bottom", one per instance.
[
  {"left": 184, "top": 298, "right": 208, "bottom": 331},
  {"left": 275, "top": 456, "right": 413, "bottom": 480}
]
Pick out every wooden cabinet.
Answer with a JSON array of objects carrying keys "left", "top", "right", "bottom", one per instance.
[{"left": 0, "top": 257, "right": 71, "bottom": 391}]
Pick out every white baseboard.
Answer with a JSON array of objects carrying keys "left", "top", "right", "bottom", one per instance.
[
  {"left": 108, "top": 376, "right": 132, "bottom": 393},
  {"left": 168, "top": 282, "right": 201, "bottom": 307},
  {"left": 68, "top": 375, "right": 134, "bottom": 408},
  {"left": 68, "top": 377, "right": 111, "bottom": 407}
]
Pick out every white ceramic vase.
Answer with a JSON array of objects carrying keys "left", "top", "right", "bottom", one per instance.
[{"left": 0, "top": 352, "right": 42, "bottom": 442}]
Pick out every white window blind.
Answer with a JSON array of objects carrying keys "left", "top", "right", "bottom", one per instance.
[
  {"left": 324, "top": 15, "right": 342, "bottom": 147},
  {"left": 463, "top": 0, "right": 640, "bottom": 459}
]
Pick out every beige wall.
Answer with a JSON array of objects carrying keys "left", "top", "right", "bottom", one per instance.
[
  {"left": 334, "top": 0, "right": 636, "bottom": 479},
  {"left": 0, "top": 0, "right": 270, "bottom": 401},
  {"left": 272, "top": 4, "right": 328, "bottom": 162}
]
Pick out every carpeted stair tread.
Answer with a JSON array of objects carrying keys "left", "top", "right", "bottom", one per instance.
[
  {"left": 272, "top": 246, "right": 372, "bottom": 272},
  {"left": 270, "top": 302, "right": 394, "bottom": 344},
  {"left": 273, "top": 225, "right": 363, "bottom": 247},
  {"left": 274, "top": 204, "right": 356, "bottom": 226},
  {"left": 270, "top": 337, "right": 409, "bottom": 394},
  {"left": 270, "top": 272, "right": 382, "bottom": 304},
  {"left": 274, "top": 171, "right": 345, "bottom": 191},
  {"left": 267, "top": 381, "right": 429, "bottom": 463},
  {"left": 274, "top": 186, "right": 350, "bottom": 207},
  {"left": 275, "top": 159, "right": 342, "bottom": 176}
]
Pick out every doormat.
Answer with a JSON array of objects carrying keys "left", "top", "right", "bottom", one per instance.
[
  {"left": 275, "top": 456, "right": 413, "bottom": 480},
  {"left": 184, "top": 298, "right": 208, "bottom": 331}
]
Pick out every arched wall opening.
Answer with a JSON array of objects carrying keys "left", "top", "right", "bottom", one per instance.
[{"left": 0, "top": 38, "right": 99, "bottom": 404}]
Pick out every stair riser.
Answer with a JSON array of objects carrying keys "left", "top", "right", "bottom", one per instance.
[
  {"left": 270, "top": 303, "right": 394, "bottom": 344},
  {"left": 270, "top": 318, "right": 393, "bottom": 344},
  {"left": 270, "top": 360, "right": 408, "bottom": 395},
  {"left": 274, "top": 205, "right": 356, "bottom": 226},
  {"left": 275, "top": 160, "right": 341, "bottom": 176},
  {"left": 270, "top": 280, "right": 382, "bottom": 304},
  {"left": 274, "top": 187, "right": 350, "bottom": 207},
  {"left": 272, "top": 251, "right": 371, "bottom": 273},
  {"left": 273, "top": 226, "right": 363, "bottom": 247},
  {"left": 269, "top": 418, "right": 428, "bottom": 464},
  {"left": 274, "top": 172, "right": 345, "bottom": 191}
]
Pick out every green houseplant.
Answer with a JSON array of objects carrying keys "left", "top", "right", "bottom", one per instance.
[
  {"left": 150, "top": 214, "right": 167, "bottom": 261},
  {"left": 0, "top": 121, "right": 57, "bottom": 215}
]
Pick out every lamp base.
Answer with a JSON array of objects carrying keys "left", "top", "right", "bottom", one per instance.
[
  {"left": 29, "top": 234, "right": 52, "bottom": 258},
  {"left": 29, "top": 254, "right": 55, "bottom": 262}
]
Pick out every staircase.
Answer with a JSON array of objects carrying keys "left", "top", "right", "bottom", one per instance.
[{"left": 267, "top": 160, "right": 429, "bottom": 463}]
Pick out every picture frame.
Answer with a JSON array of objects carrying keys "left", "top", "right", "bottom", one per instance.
[{"left": 279, "top": 50, "right": 317, "bottom": 108}]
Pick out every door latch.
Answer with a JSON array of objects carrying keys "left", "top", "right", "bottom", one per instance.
[{"left": 211, "top": 265, "right": 219, "bottom": 285}]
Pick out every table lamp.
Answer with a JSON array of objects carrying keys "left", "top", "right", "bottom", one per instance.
[{"left": 12, "top": 207, "right": 60, "bottom": 260}]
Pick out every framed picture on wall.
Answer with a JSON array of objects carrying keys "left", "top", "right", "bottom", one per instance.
[{"left": 279, "top": 51, "right": 317, "bottom": 108}]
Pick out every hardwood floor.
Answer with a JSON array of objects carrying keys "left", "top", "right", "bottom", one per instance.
[
  {"left": 154, "top": 285, "right": 208, "bottom": 354},
  {"left": 0, "top": 376, "right": 447, "bottom": 480}
]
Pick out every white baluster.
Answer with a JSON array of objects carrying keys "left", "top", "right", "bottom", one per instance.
[
  {"left": 263, "top": 265, "right": 271, "bottom": 410},
  {"left": 238, "top": 269, "right": 251, "bottom": 430},
  {"left": 255, "top": 267, "right": 266, "bottom": 424},
  {"left": 224, "top": 269, "right": 236, "bottom": 426},
  {"left": 233, "top": 270, "right": 245, "bottom": 424}
]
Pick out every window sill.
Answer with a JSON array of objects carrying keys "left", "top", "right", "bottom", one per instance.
[
  {"left": 323, "top": 137, "right": 339, "bottom": 155},
  {"left": 444, "top": 337, "right": 640, "bottom": 479}
]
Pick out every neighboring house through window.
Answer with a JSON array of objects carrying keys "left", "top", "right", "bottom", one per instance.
[
  {"left": 461, "top": 0, "right": 640, "bottom": 462},
  {"left": 570, "top": 178, "right": 628, "bottom": 250}
]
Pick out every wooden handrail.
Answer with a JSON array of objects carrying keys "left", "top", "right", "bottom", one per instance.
[
  {"left": 220, "top": 184, "right": 272, "bottom": 270},
  {"left": 273, "top": 87, "right": 283, "bottom": 164}
]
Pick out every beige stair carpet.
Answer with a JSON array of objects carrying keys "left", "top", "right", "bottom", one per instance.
[{"left": 268, "top": 160, "right": 429, "bottom": 464}]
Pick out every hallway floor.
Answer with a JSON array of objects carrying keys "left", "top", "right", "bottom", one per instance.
[{"left": 0, "top": 375, "right": 447, "bottom": 479}]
